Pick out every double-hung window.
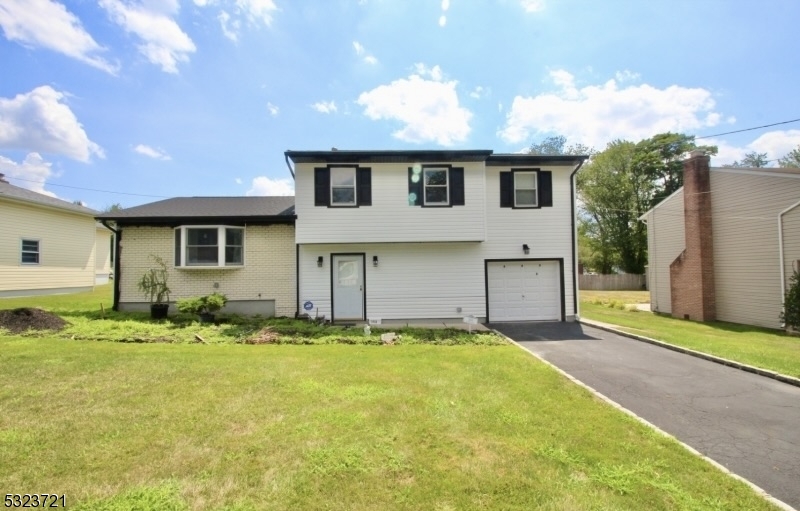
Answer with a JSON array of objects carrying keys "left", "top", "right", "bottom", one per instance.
[
  {"left": 423, "top": 168, "right": 449, "bottom": 206},
  {"left": 175, "top": 226, "right": 244, "bottom": 267},
  {"left": 514, "top": 171, "right": 538, "bottom": 207},
  {"left": 330, "top": 167, "right": 357, "bottom": 206},
  {"left": 21, "top": 239, "right": 40, "bottom": 264}
]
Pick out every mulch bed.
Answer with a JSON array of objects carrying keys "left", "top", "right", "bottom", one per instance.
[{"left": 0, "top": 308, "right": 68, "bottom": 333}]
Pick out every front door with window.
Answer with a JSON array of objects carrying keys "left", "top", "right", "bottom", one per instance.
[{"left": 332, "top": 254, "right": 365, "bottom": 321}]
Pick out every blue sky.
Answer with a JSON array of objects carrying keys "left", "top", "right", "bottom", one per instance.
[{"left": 1, "top": 0, "right": 799, "bottom": 209}]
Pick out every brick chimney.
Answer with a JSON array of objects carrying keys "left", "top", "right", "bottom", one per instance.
[{"left": 669, "top": 150, "right": 716, "bottom": 321}]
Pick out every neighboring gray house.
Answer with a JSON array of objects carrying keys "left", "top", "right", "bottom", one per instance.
[
  {"left": 641, "top": 151, "right": 800, "bottom": 329},
  {"left": 96, "top": 196, "right": 296, "bottom": 316}
]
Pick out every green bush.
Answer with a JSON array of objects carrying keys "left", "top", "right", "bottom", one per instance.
[
  {"left": 176, "top": 292, "right": 228, "bottom": 315},
  {"left": 780, "top": 271, "right": 800, "bottom": 329}
]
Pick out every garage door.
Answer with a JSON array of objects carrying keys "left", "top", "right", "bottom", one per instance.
[{"left": 487, "top": 260, "right": 561, "bottom": 321}]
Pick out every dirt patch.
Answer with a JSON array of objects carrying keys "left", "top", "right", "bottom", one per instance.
[
  {"left": 244, "top": 327, "right": 280, "bottom": 344},
  {"left": 0, "top": 308, "right": 68, "bottom": 333}
]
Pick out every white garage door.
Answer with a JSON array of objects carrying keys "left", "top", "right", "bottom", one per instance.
[{"left": 487, "top": 260, "right": 561, "bottom": 321}]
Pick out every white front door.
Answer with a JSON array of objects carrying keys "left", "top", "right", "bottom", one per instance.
[{"left": 332, "top": 254, "right": 364, "bottom": 321}]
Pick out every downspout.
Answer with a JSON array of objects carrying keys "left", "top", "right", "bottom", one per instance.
[
  {"left": 286, "top": 152, "right": 299, "bottom": 316},
  {"left": 570, "top": 158, "right": 586, "bottom": 320},
  {"left": 284, "top": 153, "right": 295, "bottom": 180},
  {"left": 100, "top": 219, "right": 121, "bottom": 311},
  {"left": 778, "top": 199, "right": 800, "bottom": 313}
]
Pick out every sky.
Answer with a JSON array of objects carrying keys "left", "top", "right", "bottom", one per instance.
[{"left": 1, "top": 0, "right": 800, "bottom": 210}]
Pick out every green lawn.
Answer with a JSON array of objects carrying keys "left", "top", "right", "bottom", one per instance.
[
  {"left": 580, "top": 296, "right": 800, "bottom": 379},
  {"left": 0, "top": 288, "right": 782, "bottom": 510}
]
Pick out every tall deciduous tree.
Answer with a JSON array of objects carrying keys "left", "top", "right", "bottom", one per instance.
[
  {"left": 778, "top": 145, "right": 800, "bottom": 168},
  {"left": 528, "top": 135, "right": 594, "bottom": 156},
  {"left": 728, "top": 151, "right": 769, "bottom": 168},
  {"left": 632, "top": 132, "right": 717, "bottom": 207}
]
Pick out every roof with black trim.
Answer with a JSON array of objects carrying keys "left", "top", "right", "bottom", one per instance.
[
  {"left": 96, "top": 196, "right": 295, "bottom": 223},
  {"left": 285, "top": 149, "right": 588, "bottom": 166},
  {"left": 0, "top": 179, "right": 98, "bottom": 216}
]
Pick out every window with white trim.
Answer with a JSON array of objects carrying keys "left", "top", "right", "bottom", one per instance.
[
  {"left": 514, "top": 171, "right": 538, "bottom": 207},
  {"left": 330, "top": 167, "right": 357, "bottom": 206},
  {"left": 423, "top": 168, "right": 449, "bottom": 205},
  {"left": 21, "top": 239, "right": 39, "bottom": 264},
  {"left": 174, "top": 226, "right": 244, "bottom": 267}
]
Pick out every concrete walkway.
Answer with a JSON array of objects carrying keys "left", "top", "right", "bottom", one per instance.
[{"left": 490, "top": 321, "right": 800, "bottom": 509}]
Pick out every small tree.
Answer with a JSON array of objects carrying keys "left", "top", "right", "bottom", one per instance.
[
  {"left": 780, "top": 272, "right": 800, "bottom": 329},
  {"left": 137, "top": 255, "right": 171, "bottom": 304}
]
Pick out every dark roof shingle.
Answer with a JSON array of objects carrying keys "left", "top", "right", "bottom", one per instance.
[
  {"left": 0, "top": 180, "right": 98, "bottom": 215},
  {"left": 96, "top": 196, "right": 295, "bottom": 221}
]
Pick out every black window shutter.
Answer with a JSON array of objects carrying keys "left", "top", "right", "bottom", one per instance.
[
  {"left": 408, "top": 167, "right": 423, "bottom": 206},
  {"left": 538, "top": 171, "right": 553, "bottom": 207},
  {"left": 174, "top": 229, "right": 181, "bottom": 266},
  {"left": 499, "top": 172, "right": 513, "bottom": 208},
  {"left": 357, "top": 167, "right": 371, "bottom": 206},
  {"left": 450, "top": 167, "right": 465, "bottom": 206},
  {"left": 314, "top": 167, "right": 330, "bottom": 206}
]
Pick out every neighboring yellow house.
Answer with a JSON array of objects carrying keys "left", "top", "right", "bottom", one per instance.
[
  {"left": 0, "top": 175, "right": 112, "bottom": 298},
  {"left": 96, "top": 196, "right": 296, "bottom": 316}
]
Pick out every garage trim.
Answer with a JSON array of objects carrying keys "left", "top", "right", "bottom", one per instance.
[{"left": 484, "top": 258, "right": 565, "bottom": 322}]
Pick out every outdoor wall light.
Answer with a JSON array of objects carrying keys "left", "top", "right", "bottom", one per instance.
[
  {"left": 522, "top": 244, "right": 530, "bottom": 255},
  {"left": 373, "top": 255, "right": 379, "bottom": 267},
  {"left": 317, "top": 256, "right": 324, "bottom": 267}
]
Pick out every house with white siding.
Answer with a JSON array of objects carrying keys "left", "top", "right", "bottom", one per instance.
[
  {"left": 0, "top": 175, "right": 111, "bottom": 298},
  {"left": 287, "top": 149, "right": 588, "bottom": 323},
  {"left": 641, "top": 151, "right": 800, "bottom": 329},
  {"left": 96, "top": 196, "right": 296, "bottom": 316}
]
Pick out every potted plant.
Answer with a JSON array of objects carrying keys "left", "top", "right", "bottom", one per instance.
[
  {"left": 137, "top": 255, "right": 171, "bottom": 319},
  {"left": 177, "top": 292, "right": 228, "bottom": 323}
]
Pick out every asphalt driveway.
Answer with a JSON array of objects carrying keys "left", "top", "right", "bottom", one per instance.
[{"left": 490, "top": 321, "right": 800, "bottom": 509}]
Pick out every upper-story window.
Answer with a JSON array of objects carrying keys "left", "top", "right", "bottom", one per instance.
[
  {"left": 423, "top": 168, "right": 449, "bottom": 205},
  {"left": 500, "top": 169, "right": 553, "bottom": 209},
  {"left": 330, "top": 167, "right": 357, "bottom": 206},
  {"left": 174, "top": 226, "right": 244, "bottom": 267},
  {"left": 514, "top": 171, "right": 538, "bottom": 207},
  {"left": 408, "top": 165, "right": 465, "bottom": 207},
  {"left": 21, "top": 239, "right": 40, "bottom": 264},
  {"left": 314, "top": 166, "right": 372, "bottom": 207}
]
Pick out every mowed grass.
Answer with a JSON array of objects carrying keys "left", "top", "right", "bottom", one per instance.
[
  {"left": 580, "top": 293, "right": 800, "bottom": 378},
  {"left": 0, "top": 287, "right": 781, "bottom": 510}
]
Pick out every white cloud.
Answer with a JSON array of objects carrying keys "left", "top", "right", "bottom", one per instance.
[
  {"left": 236, "top": 0, "right": 277, "bottom": 27},
  {"left": 266, "top": 102, "right": 279, "bottom": 116},
  {"left": 439, "top": 15, "right": 446, "bottom": 27},
  {"left": 499, "top": 69, "right": 722, "bottom": 149},
  {"left": 0, "top": 153, "right": 56, "bottom": 196},
  {"left": 218, "top": 10, "right": 240, "bottom": 41},
  {"left": 439, "top": 0, "right": 449, "bottom": 26},
  {"left": 134, "top": 144, "right": 171, "bottom": 160},
  {"left": 520, "top": 0, "right": 545, "bottom": 12},
  {"left": 708, "top": 130, "right": 800, "bottom": 166},
  {"left": 0, "top": 86, "right": 104, "bottom": 162},
  {"left": 353, "top": 40, "right": 378, "bottom": 65},
  {"left": 413, "top": 63, "right": 443, "bottom": 81},
  {"left": 99, "top": 0, "right": 195, "bottom": 74},
  {"left": 246, "top": 176, "right": 294, "bottom": 196},
  {"left": 469, "top": 86, "right": 488, "bottom": 99},
  {"left": 235, "top": 177, "right": 242, "bottom": 184},
  {"left": 311, "top": 101, "right": 337, "bottom": 114},
  {"left": 615, "top": 69, "right": 640, "bottom": 83},
  {"left": 441, "top": 0, "right": 450, "bottom": 10},
  {"left": 357, "top": 66, "right": 472, "bottom": 146},
  {"left": 0, "top": 0, "right": 118, "bottom": 74}
]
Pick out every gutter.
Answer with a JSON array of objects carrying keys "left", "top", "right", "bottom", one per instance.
[
  {"left": 99, "top": 219, "right": 122, "bottom": 311},
  {"left": 778, "top": 199, "right": 800, "bottom": 311},
  {"left": 570, "top": 158, "right": 587, "bottom": 319}
]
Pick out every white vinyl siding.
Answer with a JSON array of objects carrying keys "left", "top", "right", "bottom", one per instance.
[
  {"left": 0, "top": 200, "right": 97, "bottom": 294},
  {"left": 295, "top": 162, "right": 486, "bottom": 243},
  {"left": 297, "top": 164, "right": 577, "bottom": 321},
  {"left": 642, "top": 189, "right": 685, "bottom": 314}
]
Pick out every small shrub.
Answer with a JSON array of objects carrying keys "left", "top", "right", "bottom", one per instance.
[
  {"left": 177, "top": 293, "right": 228, "bottom": 315},
  {"left": 780, "top": 271, "right": 800, "bottom": 329}
]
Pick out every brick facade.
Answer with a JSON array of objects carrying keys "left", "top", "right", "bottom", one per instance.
[
  {"left": 119, "top": 224, "right": 296, "bottom": 317},
  {"left": 670, "top": 151, "right": 716, "bottom": 321}
]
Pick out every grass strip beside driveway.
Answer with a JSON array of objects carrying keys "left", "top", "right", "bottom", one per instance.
[
  {"left": 0, "top": 336, "right": 779, "bottom": 511},
  {"left": 581, "top": 301, "right": 800, "bottom": 379}
]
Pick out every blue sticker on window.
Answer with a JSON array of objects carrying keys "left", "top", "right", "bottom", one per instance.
[{"left": 303, "top": 301, "right": 314, "bottom": 311}]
